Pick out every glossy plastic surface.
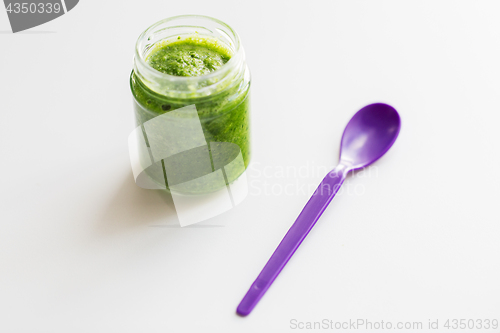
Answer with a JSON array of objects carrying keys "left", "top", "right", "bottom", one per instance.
[{"left": 237, "top": 103, "right": 401, "bottom": 316}]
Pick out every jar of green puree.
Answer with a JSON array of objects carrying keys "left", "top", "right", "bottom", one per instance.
[{"left": 130, "top": 15, "right": 251, "bottom": 194}]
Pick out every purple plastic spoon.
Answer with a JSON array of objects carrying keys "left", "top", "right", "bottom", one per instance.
[{"left": 237, "top": 103, "right": 401, "bottom": 316}]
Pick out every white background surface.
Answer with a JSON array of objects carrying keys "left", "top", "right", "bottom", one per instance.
[{"left": 1, "top": 1, "right": 500, "bottom": 332}]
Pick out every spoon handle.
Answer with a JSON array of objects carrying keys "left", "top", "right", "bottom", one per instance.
[{"left": 237, "top": 164, "right": 348, "bottom": 316}]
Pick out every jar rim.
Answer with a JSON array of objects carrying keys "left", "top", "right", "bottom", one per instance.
[{"left": 134, "top": 15, "right": 243, "bottom": 88}]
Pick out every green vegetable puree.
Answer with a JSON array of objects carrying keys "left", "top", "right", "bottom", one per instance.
[
  {"left": 130, "top": 35, "right": 251, "bottom": 193},
  {"left": 147, "top": 38, "right": 231, "bottom": 77}
]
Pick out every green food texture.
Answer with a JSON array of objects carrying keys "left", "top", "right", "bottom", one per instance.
[
  {"left": 130, "top": 35, "right": 251, "bottom": 194},
  {"left": 147, "top": 37, "right": 232, "bottom": 77}
]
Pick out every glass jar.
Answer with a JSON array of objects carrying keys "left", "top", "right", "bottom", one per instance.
[{"left": 130, "top": 15, "right": 251, "bottom": 194}]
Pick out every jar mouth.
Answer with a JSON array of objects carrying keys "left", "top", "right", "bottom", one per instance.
[{"left": 134, "top": 15, "right": 244, "bottom": 96}]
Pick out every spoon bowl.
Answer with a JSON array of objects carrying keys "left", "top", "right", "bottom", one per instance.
[{"left": 340, "top": 103, "right": 401, "bottom": 170}]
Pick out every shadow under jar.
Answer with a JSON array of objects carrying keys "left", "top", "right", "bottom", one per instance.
[{"left": 130, "top": 15, "right": 251, "bottom": 194}]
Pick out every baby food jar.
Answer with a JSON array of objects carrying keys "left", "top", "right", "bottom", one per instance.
[{"left": 130, "top": 15, "right": 251, "bottom": 194}]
